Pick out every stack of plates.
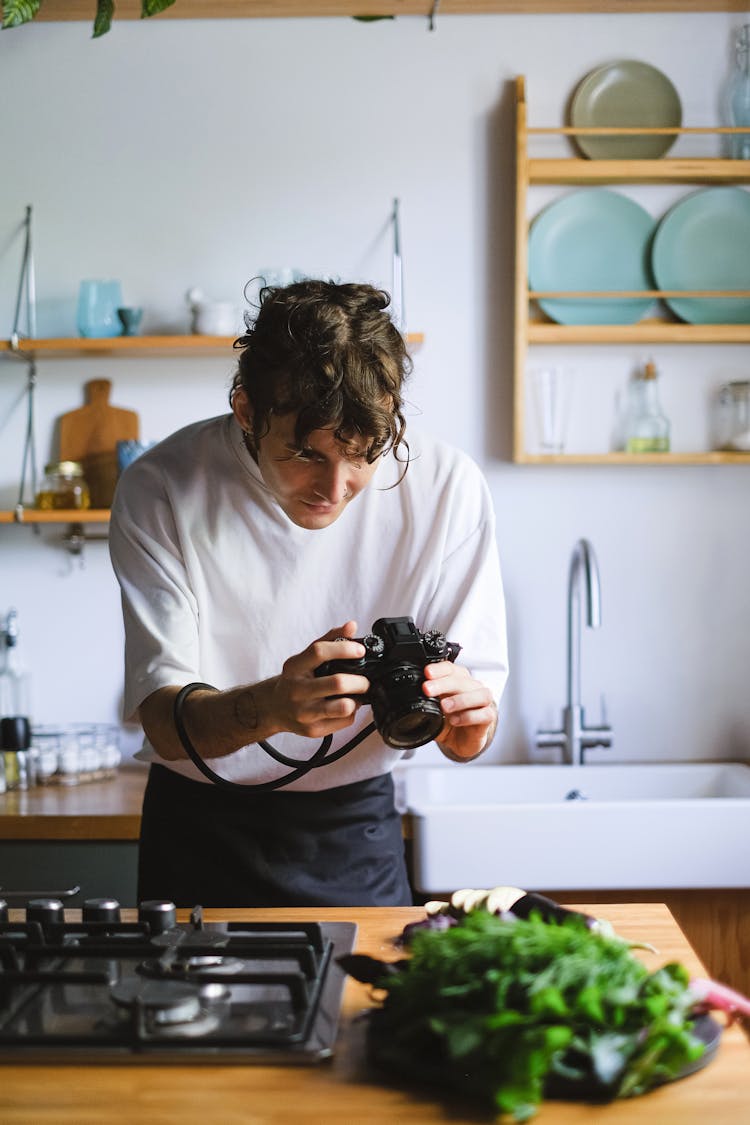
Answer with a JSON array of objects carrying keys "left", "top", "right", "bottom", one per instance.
[
  {"left": 569, "top": 59, "right": 682, "bottom": 160},
  {"left": 528, "top": 186, "right": 750, "bottom": 326}
]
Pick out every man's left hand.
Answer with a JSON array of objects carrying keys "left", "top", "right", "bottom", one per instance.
[{"left": 422, "top": 662, "right": 497, "bottom": 761}]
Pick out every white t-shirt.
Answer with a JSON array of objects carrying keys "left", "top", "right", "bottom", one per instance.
[{"left": 109, "top": 414, "right": 508, "bottom": 790}]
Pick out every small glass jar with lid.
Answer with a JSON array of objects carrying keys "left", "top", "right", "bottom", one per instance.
[
  {"left": 36, "top": 461, "right": 91, "bottom": 510},
  {"left": 716, "top": 381, "right": 750, "bottom": 451}
]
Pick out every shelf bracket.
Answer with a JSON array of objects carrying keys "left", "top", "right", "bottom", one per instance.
[{"left": 62, "top": 522, "right": 109, "bottom": 558}]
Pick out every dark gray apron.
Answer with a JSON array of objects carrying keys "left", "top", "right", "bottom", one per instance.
[{"left": 138, "top": 763, "right": 413, "bottom": 908}]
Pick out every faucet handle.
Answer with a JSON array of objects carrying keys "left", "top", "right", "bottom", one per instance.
[
  {"left": 600, "top": 693, "right": 609, "bottom": 727},
  {"left": 533, "top": 727, "right": 567, "bottom": 760},
  {"left": 580, "top": 696, "right": 613, "bottom": 751}
]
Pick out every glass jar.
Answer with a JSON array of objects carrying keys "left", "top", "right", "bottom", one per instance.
[
  {"left": 36, "top": 462, "right": 91, "bottom": 511},
  {"left": 725, "top": 24, "right": 750, "bottom": 159},
  {"left": 716, "top": 381, "right": 750, "bottom": 451}
]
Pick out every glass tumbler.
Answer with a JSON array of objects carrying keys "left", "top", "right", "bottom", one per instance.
[{"left": 77, "top": 280, "right": 123, "bottom": 338}]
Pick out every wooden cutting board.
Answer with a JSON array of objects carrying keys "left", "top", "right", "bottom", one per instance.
[{"left": 58, "top": 379, "right": 139, "bottom": 508}]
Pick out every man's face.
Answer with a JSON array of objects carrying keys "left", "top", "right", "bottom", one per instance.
[{"left": 252, "top": 412, "right": 383, "bottom": 530}]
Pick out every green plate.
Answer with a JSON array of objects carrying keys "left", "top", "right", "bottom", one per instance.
[
  {"left": 570, "top": 59, "right": 682, "bottom": 160},
  {"left": 528, "top": 189, "right": 656, "bottom": 326},
  {"left": 651, "top": 187, "right": 750, "bottom": 324}
]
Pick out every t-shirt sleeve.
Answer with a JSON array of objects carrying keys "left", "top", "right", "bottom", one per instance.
[
  {"left": 109, "top": 460, "right": 201, "bottom": 722},
  {"left": 420, "top": 463, "right": 508, "bottom": 708}
]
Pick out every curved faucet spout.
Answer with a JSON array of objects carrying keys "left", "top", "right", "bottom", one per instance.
[
  {"left": 567, "top": 538, "right": 601, "bottom": 710},
  {"left": 535, "top": 537, "right": 612, "bottom": 766}
]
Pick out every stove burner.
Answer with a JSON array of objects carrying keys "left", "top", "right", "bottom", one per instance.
[
  {"left": 109, "top": 978, "right": 222, "bottom": 1038},
  {"left": 111, "top": 978, "right": 203, "bottom": 1024},
  {"left": 139, "top": 954, "right": 247, "bottom": 981}
]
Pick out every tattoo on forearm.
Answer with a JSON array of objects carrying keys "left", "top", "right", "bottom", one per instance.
[{"left": 234, "top": 690, "right": 259, "bottom": 731}]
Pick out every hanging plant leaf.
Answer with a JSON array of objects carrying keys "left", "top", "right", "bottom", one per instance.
[
  {"left": 2, "top": 0, "right": 42, "bottom": 30},
  {"left": 142, "top": 0, "right": 177, "bottom": 16},
  {"left": 93, "top": 0, "right": 115, "bottom": 38}
]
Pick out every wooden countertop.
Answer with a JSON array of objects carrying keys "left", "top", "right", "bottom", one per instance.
[
  {"left": 0, "top": 766, "right": 148, "bottom": 840},
  {"left": 0, "top": 904, "right": 746, "bottom": 1123}
]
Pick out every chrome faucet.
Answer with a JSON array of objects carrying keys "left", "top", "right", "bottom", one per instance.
[{"left": 535, "top": 538, "right": 613, "bottom": 765}]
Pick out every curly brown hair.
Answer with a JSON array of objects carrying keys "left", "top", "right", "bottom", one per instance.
[{"left": 230, "top": 279, "right": 412, "bottom": 463}]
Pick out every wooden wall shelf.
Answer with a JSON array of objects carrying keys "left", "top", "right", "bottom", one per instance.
[
  {"left": 29, "top": 1, "right": 750, "bottom": 20},
  {"left": 2, "top": 335, "right": 237, "bottom": 358},
  {"left": 1, "top": 332, "right": 424, "bottom": 359},
  {"left": 516, "top": 451, "right": 750, "bottom": 465},
  {"left": 0, "top": 510, "right": 110, "bottom": 524},
  {"left": 513, "top": 76, "right": 750, "bottom": 465}
]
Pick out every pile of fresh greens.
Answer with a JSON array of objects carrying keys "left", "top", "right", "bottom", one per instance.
[{"left": 350, "top": 910, "right": 707, "bottom": 1122}]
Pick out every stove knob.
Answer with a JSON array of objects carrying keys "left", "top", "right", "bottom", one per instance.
[
  {"left": 139, "top": 900, "right": 177, "bottom": 935},
  {"left": 26, "top": 898, "right": 65, "bottom": 927},
  {"left": 82, "top": 897, "right": 121, "bottom": 924},
  {"left": 0, "top": 900, "right": 8, "bottom": 923}
]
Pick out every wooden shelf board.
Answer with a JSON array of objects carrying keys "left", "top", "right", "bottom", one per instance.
[
  {"left": 30, "top": 1, "right": 750, "bottom": 19},
  {"left": 0, "top": 509, "right": 110, "bottom": 525},
  {"left": 527, "top": 322, "right": 750, "bottom": 344},
  {"left": 528, "top": 158, "right": 750, "bottom": 185},
  {"left": 515, "top": 451, "right": 750, "bottom": 465},
  {"left": 2, "top": 331, "right": 424, "bottom": 358},
  {"left": 1, "top": 335, "right": 235, "bottom": 357}
]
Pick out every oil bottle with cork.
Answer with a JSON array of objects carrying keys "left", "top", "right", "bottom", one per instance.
[
  {"left": 624, "top": 360, "right": 671, "bottom": 454},
  {"left": 0, "top": 609, "right": 32, "bottom": 792}
]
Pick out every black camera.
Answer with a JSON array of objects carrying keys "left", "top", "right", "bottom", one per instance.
[{"left": 314, "top": 616, "right": 461, "bottom": 750}]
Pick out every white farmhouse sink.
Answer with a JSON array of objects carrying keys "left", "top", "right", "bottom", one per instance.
[{"left": 400, "top": 763, "right": 750, "bottom": 893}]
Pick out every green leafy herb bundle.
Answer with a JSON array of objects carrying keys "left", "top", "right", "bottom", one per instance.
[{"left": 365, "top": 910, "right": 706, "bottom": 1122}]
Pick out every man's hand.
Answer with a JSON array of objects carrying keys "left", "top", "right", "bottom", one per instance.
[
  {"left": 264, "top": 620, "right": 370, "bottom": 739},
  {"left": 421, "top": 661, "right": 497, "bottom": 761},
  {"left": 139, "top": 621, "right": 370, "bottom": 763}
]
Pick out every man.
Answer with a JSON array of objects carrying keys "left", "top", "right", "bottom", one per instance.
[{"left": 109, "top": 279, "right": 508, "bottom": 908}]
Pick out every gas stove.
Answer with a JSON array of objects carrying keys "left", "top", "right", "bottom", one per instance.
[{"left": 0, "top": 897, "right": 357, "bottom": 1063}]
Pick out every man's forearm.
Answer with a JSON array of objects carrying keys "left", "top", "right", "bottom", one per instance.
[{"left": 139, "top": 680, "right": 282, "bottom": 763}]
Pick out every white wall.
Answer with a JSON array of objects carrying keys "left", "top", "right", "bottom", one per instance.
[{"left": 1, "top": 11, "right": 748, "bottom": 764}]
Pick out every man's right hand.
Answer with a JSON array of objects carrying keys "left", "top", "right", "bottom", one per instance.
[
  {"left": 139, "top": 620, "right": 371, "bottom": 762},
  {"left": 256, "top": 620, "right": 370, "bottom": 740}
]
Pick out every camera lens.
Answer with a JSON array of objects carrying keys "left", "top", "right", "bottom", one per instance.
[
  {"left": 380, "top": 701, "right": 445, "bottom": 750},
  {"left": 368, "top": 665, "right": 446, "bottom": 750}
]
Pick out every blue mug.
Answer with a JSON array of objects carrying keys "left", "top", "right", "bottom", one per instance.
[{"left": 77, "top": 280, "right": 123, "bottom": 338}]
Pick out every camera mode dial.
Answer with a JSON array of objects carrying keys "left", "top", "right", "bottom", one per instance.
[
  {"left": 423, "top": 629, "right": 447, "bottom": 656},
  {"left": 362, "top": 634, "right": 386, "bottom": 657}
]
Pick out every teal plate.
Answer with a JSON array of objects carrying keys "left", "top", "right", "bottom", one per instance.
[
  {"left": 651, "top": 186, "right": 750, "bottom": 324},
  {"left": 528, "top": 189, "right": 656, "bottom": 325}
]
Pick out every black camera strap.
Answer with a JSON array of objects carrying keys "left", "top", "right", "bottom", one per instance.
[{"left": 172, "top": 682, "right": 377, "bottom": 792}]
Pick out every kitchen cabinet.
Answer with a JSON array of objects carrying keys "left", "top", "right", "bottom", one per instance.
[
  {"left": 0, "top": 767, "right": 145, "bottom": 906},
  {"left": 0, "top": 903, "right": 747, "bottom": 1124},
  {"left": 513, "top": 75, "right": 750, "bottom": 464}
]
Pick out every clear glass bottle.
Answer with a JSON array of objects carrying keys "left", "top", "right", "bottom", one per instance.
[
  {"left": 35, "top": 461, "right": 91, "bottom": 511},
  {"left": 625, "top": 361, "right": 671, "bottom": 454},
  {"left": 725, "top": 24, "right": 750, "bottom": 159},
  {"left": 0, "top": 610, "right": 32, "bottom": 791}
]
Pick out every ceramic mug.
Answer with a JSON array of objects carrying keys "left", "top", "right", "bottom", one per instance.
[
  {"left": 186, "top": 288, "right": 240, "bottom": 336},
  {"left": 117, "top": 307, "right": 143, "bottom": 336}
]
